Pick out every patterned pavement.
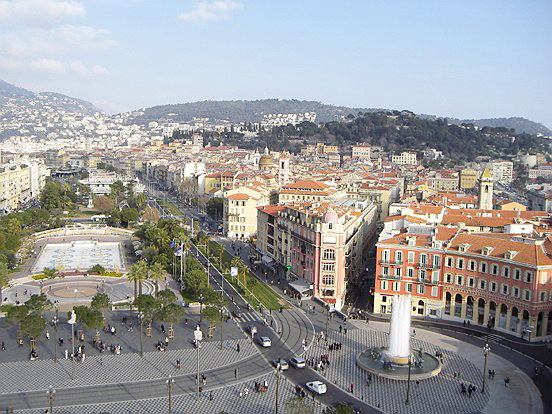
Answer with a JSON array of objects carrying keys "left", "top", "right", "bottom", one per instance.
[
  {"left": 0, "top": 338, "right": 258, "bottom": 394},
  {"left": 13, "top": 373, "right": 325, "bottom": 414},
  {"left": 304, "top": 326, "right": 488, "bottom": 414}
]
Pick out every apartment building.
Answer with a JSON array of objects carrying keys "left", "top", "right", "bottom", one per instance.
[
  {"left": 489, "top": 160, "right": 514, "bottom": 183},
  {"left": 352, "top": 144, "right": 372, "bottom": 159},
  {"left": 391, "top": 151, "right": 417, "bottom": 165},
  {"left": 223, "top": 186, "right": 269, "bottom": 240},
  {"left": 257, "top": 199, "right": 378, "bottom": 309},
  {"left": 374, "top": 229, "right": 552, "bottom": 341},
  {"left": 459, "top": 168, "right": 479, "bottom": 190},
  {"left": 0, "top": 160, "right": 48, "bottom": 213}
]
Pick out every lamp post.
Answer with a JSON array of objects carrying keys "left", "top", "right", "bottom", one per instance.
[
  {"left": 52, "top": 307, "right": 59, "bottom": 363},
  {"left": 275, "top": 362, "right": 282, "bottom": 414},
  {"left": 68, "top": 306, "right": 77, "bottom": 380},
  {"left": 198, "top": 294, "right": 204, "bottom": 325},
  {"left": 139, "top": 312, "right": 144, "bottom": 357},
  {"left": 482, "top": 343, "right": 491, "bottom": 393},
  {"left": 47, "top": 386, "right": 55, "bottom": 414},
  {"left": 166, "top": 375, "right": 175, "bottom": 414},
  {"left": 405, "top": 354, "right": 412, "bottom": 405},
  {"left": 39, "top": 279, "right": 43, "bottom": 294},
  {"left": 194, "top": 326, "right": 203, "bottom": 400},
  {"left": 325, "top": 305, "right": 331, "bottom": 342}
]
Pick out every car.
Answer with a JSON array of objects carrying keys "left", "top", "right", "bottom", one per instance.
[
  {"left": 247, "top": 325, "right": 257, "bottom": 335},
  {"left": 259, "top": 336, "right": 271, "bottom": 347},
  {"left": 272, "top": 358, "right": 289, "bottom": 370},
  {"left": 289, "top": 357, "right": 306, "bottom": 369},
  {"left": 305, "top": 381, "right": 327, "bottom": 395},
  {"left": 232, "top": 310, "right": 242, "bottom": 318}
]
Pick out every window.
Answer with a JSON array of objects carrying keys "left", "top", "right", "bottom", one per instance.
[
  {"left": 524, "top": 289, "right": 531, "bottom": 301},
  {"left": 480, "top": 262, "right": 487, "bottom": 273},
  {"left": 469, "top": 260, "right": 476, "bottom": 271},
  {"left": 540, "top": 291, "right": 547, "bottom": 302},
  {"left": 513, "top": 269, "right": 521, "bottom": 280},
  {"left": 432, "top": 271, "right": 439, "bottom": 283},
  {"left": 420, "top": 254, "right": 428, "bottom": 265},
  {"left": 456, "top": 275, "right": 463, "bottom": 285},
  {"left": 406, "top": 283, "right": 413, "bottom": 292},
  {"left": 456, "top": 259, "right": 464, "bottom": 269},
  {"left": 419, "top": 269, "right": 426, "bottom": 280},
  {"left": 431, "top": 286, "right": 438, "bottom": 297},
  {"left": 446, "top": 257, "right": 454, "bottom": 267},
  {"left": 541, "top": 272, "right": 548, "bottom": 284},
  {"left": 433, "top": 255, "right": 441, "bottom": 267},
  {"left": 322, "top": 263, "right": 335, "bottom": 272},
  {"left": 323, "top": 249, "right": 335, "bottom": 260},
  {"left": 525, "top": 271, "right": 533, "bottom": 283},
  {"left": 501, "top": 284, "right": 509, "bottom": 295},
  {"left": 468, "top": 277, "right": 475, "bottom": 288},
  {"left": 395, "top": 267, "right": 402, "bottom": 277},
  {"left": 322, "top": 274, "right": 334, "bottom": 285},
  {"left": 380, "top": 280, "right": 388, "bottom": 290},
  {"left": 382, "top": 249, "right": 390, "bottom": 262},
  {"left": 445, "top": 273, "right": 452, "bottom": 284},
  {"left": 392, "top": 282, "right": 400, "bottom": 291},
  {"left": 407, "top": 268, "right": 414, "bottom": 278},
  {"left": 491, "top": 264, "right": 499, "bottom": 275},
  {"left": 408, "top": 252, "right": 415, "bottom": 263},
  {"left": 417, "top": 284, "right": 426, "bottom": 294},
  {"left": 502, "top": 267, "right": 510, "bottom": 278},
  {"left": 382, "top": 267, "right": 389, "bottom": 276},
  {"left": 479, "top": 279, "right": 487, "bottom": 290},
  {"left": 395, "top": 251, "right": 403, "bottom": 263},
  {"left": 490, "top": 281, "right": 497, "bottom": 292}
]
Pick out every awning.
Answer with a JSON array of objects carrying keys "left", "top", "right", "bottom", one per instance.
[{"left": 289, "top": 278, "right": 313, "bottom": 294}]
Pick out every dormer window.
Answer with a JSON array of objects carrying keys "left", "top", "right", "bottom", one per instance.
[
  {"left": 505, "top": 251, "right": 518, "bottom": 260},
  {"left": 407, "top": 236, "right": 416, "bottom": 247},
  {"left": 481, "top": 246, "right": 494, "bottom": 256},
  {"left": 459, "top": 243, "right": 470, "bottom": 252}
]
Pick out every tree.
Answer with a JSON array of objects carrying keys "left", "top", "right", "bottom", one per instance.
[
  {"left": 285, "top": 396, "right": 315, "bottom": 414},
  {"left": 91, "top": 293, "right": 110, "bottom": 313},
  {"left": 110, "top": 180, "right": 126, "bottom": 203},
  {"left": 148, "top": 261, "right": 166, "bottom": 296},
  {"left": 134, "top": 192, "right": 147, "bottom": 211},
  {"left": 20, "top": 313, "right": 46, "bottom": 350},
  {"left": 128, "top": 260, "right": 149, "bottom": 298},
  {"left": 133, "top": 294, "right": 159, "bottom": 323},
  {"left": 0, "top": 262, "right": 9, "bottom": 304},
  {"left": 24, "top": 294, "right": 51, "bottom": 314},
  {"left": 43, "top": 267, "right": 57, "bottom": 279},
  {"left": 157, "top": 303, "right": 184, "bottom": 337},
  {"left": 231, "top": 256, "right": 248, "bottom": 290},
  {"left": 323, "top": 403, "right": 355, "bottom": 414},
  {"left": 89, "top": 264, "right": 106, "bottom": 274},
  {"left": 142, "top": 206, "right": 160, "bottom": 223},
  {"left": 120, "top": 208, "right": 139, "bottom": 227},
  {"left": 184, "top": 269, "right": 208, "bottom": 295},
  {"left": 203, "top": 305, "right": 221, "bottom": 328},
  {"left": 156, "top": 288, "right": 177, "bottom": 308},
  {"left": 93, "top": 196, "right": 115, "bottom": 213},
  {"left": 76, "top": 306, "right": 104, "bottom": 340}
]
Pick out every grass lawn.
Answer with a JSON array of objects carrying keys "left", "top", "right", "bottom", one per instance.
[{"left": 158, "top": 199, "right": 182, "bottom": 216}]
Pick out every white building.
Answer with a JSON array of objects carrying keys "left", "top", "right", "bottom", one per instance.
[{"left": 391, "top": 151, "right": 417, "bottom": 165}]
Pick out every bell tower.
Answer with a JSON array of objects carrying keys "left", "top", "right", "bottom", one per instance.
[{"left": 478, "top": 167, "right": 494, "bottom": 210}]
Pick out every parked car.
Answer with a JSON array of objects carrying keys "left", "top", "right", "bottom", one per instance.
[
  {"left": 305, "top": 381, "right": 327, "bottom": 395},
  {"left": 259, "top": 336, "right": 271, "bottom": 348},
  {"left": 272, "top": 358, "right": 289, "bottom": 370},
  {"left": 289, "top": 357, "right": 306, "bottom": 369}
]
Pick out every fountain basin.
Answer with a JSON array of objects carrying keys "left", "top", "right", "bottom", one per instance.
[{"left": 356, "top": 347, "right": 442, "bottom": 381}]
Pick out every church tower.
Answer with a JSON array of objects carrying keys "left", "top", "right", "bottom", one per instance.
[
  {"left": 478, "top": 167, "right": 494, "bottom": 210},
  {"left": 278, "top": 151, "right": 291, "bottom": 184}
]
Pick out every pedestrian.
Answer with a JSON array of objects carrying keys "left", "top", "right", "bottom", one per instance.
[
  {"left": 344, "top": 327, "right": 348, "bottom": 335},
  {"left": 244, "top": 387, "right": 249, "bottom": 396},
  {"left": 339, "top": 325, "right": 342, "bottom": 333},
  {"left": 176, "top": 359, "right": 181, "bottom": 369},
  {"left": 234, "top": 368, "right": 238, "bottom": 379},
  {"left": 504, "top": 377, "right": 510, "bottom": 387},
  {"left": 1, "top": 341, "right": 5, "bottom": 351},
  {"left": 128, "top": 323, "right": 133, "bottom": 332},
  {"left": 237, "top": 343, "right": 240, "bottom": 353},
  {"left": 350, "top": 383, "right": 354, "bottom": 393},
  {"left": 161, "top": 324, "right": 166, "bottom": 333},
  {"left": 209, "top": 391, "right": 213, "bottom": 401},
  {"left": 99, "top": 357, "right": 103, "bottom": 365},
  {"left": 64, "top": 349, "right": 68, "bottom": 359}
]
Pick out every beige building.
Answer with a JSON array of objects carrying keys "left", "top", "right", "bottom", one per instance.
[
  {"left": 391, "top": 151, "right": 417, "bottom": 165},
  {"left": 0, "top": 161, "right": 47, "bottom": 213},
  {"left": 352, "top": 144, "right": 371, "bottom": 159},
  {"left": 223, "top": 186, "right": 269, "bottom": 240},
  {"left": 459, "top": 168, "right": 478, "bottom": 190}
]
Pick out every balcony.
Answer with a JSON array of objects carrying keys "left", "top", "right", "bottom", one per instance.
[
  {"left": 416, "top": 262, "right": 440, "bottom": 269},
  {"left": 417, "top": 278, "right": 439, "bottom": 285},
  {"left": 379, "top": 260, "right": 403, "bottom": 266},
  {"left": 379, "top": 274, "right": 401, "bottom": 281}
]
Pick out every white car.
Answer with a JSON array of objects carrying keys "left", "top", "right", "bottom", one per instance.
[
  {"left": 306, "top": 381, "right": 327, "bottom": 395},
  {"left": 259, "top": 336, "right": 271, "bottom": 347},
  {"left": 289, "top": 357, "right": 306, "bottom": 369}
]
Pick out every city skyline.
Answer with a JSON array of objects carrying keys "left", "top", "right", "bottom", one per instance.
[{"left": 0, "top": 0, "right": 550, "bottom": 127}]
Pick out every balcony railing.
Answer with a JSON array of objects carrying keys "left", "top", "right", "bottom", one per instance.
[
  {"left": 379, "top": 260, "right": 403, "bottom": 266},
  {"left": 416, "top": 262, "right": 440, "bottom": 269},
  {"left": 379, "top": 274, "right": 401, "bottom": 281},
  {"left": 416, "top": 278, "right": 439, "bottom": 285}
]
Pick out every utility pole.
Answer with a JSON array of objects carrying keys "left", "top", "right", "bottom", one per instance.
[
  {"left": 194, "top": 326, "right": 203, "bottom": 400},
  {"left": 405, "top": 355, "right": 412, "bottom": 405},
  {"left": 166, "top": 376, "right": 174, "bottom": 414},
  {"left": 139, "top": 312, "right": 144, "bottom": 357},
  {"left": 47, "top": 386, "right": 55, "bottom": 414},
  {"left": 53, "top": 307, "right": 59, "bottom": 363},
  {"left": 275, "top": 363, "right": 281, "bottom": 414},
  {"left": 482, "top": 343, "right": 491, "bottom": 393}
]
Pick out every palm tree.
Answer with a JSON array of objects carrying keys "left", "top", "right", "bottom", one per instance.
[
  {"left": 128, "top": 260, "right": 149, "bottom": 299},
  {"left": 231, "top": 256, "right": 248, "bottom": 290},
  {"left": 148, "top": 262, "right": 166, "bottom": 296},
  {"left": 0, "top": 262, "right": 9, "bottom": 304}
]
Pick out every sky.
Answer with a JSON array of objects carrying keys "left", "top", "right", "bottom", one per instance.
[{"left": 0, "top": 0, "right": 551, "bottom": 127}]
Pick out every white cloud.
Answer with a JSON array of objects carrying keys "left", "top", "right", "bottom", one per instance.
[
  {"left": 30, "top": 58, "right": 109, "bottom": 77},
  {"left": 0, "top": 0, "right": 85, "bottom": 27},
  {"left": 178, "top": 0, "right": 241, "bottom": 22}
]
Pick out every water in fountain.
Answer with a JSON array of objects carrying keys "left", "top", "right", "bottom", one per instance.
[{"left": 385, "top": 295, "right": 411, "bottom": 360}]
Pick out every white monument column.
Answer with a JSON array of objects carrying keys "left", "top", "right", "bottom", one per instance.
[{"left": 386, "top": 295, "right": 412, "bottom": 363}]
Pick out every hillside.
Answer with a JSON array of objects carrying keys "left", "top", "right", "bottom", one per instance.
[{"left": 130, "top": 98, "right": 551, "bottom": 136}]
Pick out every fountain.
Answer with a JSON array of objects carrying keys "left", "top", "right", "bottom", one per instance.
[{"left": 356, "top": 295, "right": 442, "bottom": 380}]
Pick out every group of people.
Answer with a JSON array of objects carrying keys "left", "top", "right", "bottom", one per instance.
[
  {"left": 460, "top": 383, "right": 477, "bottom": 397},
  {"left": 254, "top": 380, "right": 269, "bottom": 393}
]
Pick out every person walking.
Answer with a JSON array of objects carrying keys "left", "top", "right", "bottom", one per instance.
[
  {"left": 236, "top": 343, "right": 240, "bottom": 353},
  {"left": 176, "top": 359, "right": 181, "bottom": 369},
  {"left": 209, "top": 391, "right": 213, "bottom": 401}
]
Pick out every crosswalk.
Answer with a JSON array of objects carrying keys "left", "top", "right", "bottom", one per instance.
[
  {"left": 236, "top": 311, "right": 261, "bottom": 322},
  {"left": 484, "top": 334, "right": 503, "bottom": 344}
]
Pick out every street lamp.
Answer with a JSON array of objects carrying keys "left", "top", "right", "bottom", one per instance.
[
  {"left": 47, "top": 386, "right": 55, "bottom": 414},
  {"left": 166, "top": 375, "right": 175, "bottom": 414},
  {"left": 138, "top": 312, "right": 144, "bottom": 357},
  {"left": 275, "top": 362, "right": 282, "bottom": 414},
  {"left": 52, "top": 307, "right": 59, "bottom": 363},
  {"left": 194, "top": 326, "right": 203, "bottom": 400},
  {"left": 482, "top": 343, "right": 491, "bottom": 393},
  {"left": 39, "top": 279, "right": 43, "bottom": 294},
  {"left": 198, "top": 294, "right": 204, "bottom": 325},
  {"left": 405, "top": 354, "right": 412, "bottom": 405},
  {"left": 68, "top": 307, "right": 77, "bottom": 380}
]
